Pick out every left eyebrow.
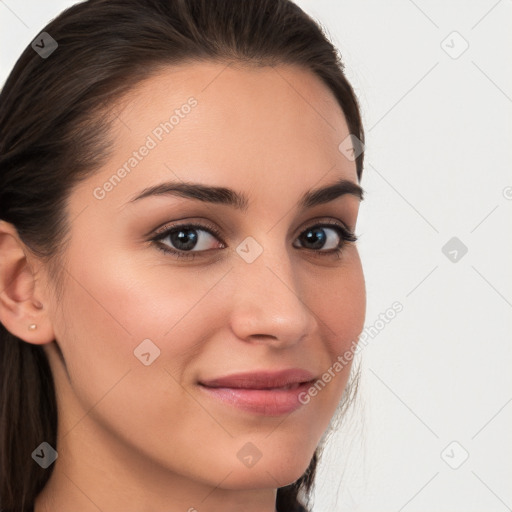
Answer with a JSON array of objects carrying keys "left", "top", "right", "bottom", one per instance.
[{"left": 126, "top": 177, "right": 364, "bottom": 211}]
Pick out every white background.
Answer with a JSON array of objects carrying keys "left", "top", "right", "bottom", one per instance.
[{"left": 1, "top": 1, "right": 511, "bottom": 511}]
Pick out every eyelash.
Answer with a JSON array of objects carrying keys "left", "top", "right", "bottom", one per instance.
[{"left": 150, "top": 220, "right": 358, "bottom": 261}]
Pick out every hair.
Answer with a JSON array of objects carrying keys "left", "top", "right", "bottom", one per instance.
[{"left": 0, "top": 0, "right": 365, "bottom": 510}]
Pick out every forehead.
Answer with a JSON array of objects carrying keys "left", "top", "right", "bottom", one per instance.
[
  {"left": 72, "top": 61, "right": 358, "bottom": 217},
  {"left": 117, "top": 61, "right": 352, "bottom": 158}
]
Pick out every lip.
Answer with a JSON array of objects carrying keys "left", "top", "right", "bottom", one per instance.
[
  {"left": 198, "top": 369, "right": 317, "bottom": 416},
  {"left": 199, "top": 369, "right": 316, "bottom": 389}
]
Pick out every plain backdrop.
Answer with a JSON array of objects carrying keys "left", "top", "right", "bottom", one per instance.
[{"left": 1, "top": 1, "right": 511, "bottom": 511}]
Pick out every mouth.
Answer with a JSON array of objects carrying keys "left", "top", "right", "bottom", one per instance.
[
  {"left": 198, "top": 368, "right": 317, "bottom": 390},
  {"left": 197, "top": 369, "right": 317, "bottom": 415},
  {"left": 199, "top": 381, "right": 311, "bottom": 391}
]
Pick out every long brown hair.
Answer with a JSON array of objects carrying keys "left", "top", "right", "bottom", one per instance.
[{"left": 0, "top": 0, "right": 365, "bottom": 510}]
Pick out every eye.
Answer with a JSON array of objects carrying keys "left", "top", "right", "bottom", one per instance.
[
  {"left": 149, "top": 219, "right": 357, "bottom": 260},
  {"left": 151, "top": 222, "right": 225, "bottom": 259},
  {"left": 293, "top": 221, "right": 357, "bottom": 254}
]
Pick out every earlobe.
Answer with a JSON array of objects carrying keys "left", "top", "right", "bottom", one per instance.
[{"left": 0, "top": 220, "right": 55, "bottom": 345}]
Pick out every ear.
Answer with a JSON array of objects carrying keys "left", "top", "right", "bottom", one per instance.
[{"left": 0, "top": 220, "right": 55, "bottom": 345}]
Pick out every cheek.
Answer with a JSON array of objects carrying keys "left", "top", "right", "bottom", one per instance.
[
  {"left": 51, "top": 247, "right": 199, "bottom": 401},
  {"left": 53, "top": 240, "right": 238, "bottom": 402},
  {"left": 277, "top": 250, "right": 366, "bottom": 415},
  {"left": 303, "top": 250, "right": 366, "bottom": 355},
  {"left": 51, "top": 246, "right": 218, "bottom": 461}
]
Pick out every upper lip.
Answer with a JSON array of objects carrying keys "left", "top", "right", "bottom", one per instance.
[{"left": 198, "top": 369, "right": 316, "bottom": 389}]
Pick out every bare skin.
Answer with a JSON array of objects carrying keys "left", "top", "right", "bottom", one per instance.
[{"left": 0, "top": 61, "right": 365, "bottom": 512}]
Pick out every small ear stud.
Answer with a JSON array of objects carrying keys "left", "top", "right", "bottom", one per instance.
[{"left": 28, "top": 323, "right": 37, "bottom": 331}]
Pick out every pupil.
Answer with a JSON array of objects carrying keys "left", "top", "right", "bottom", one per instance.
[
  {"left": 171, "top": 228, "right": 197, "bottom": 250},
  {"left": 303, "top": 228, "right": 325, "bottom": 249}
]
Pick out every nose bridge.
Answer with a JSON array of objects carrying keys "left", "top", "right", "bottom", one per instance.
[{"left": 228, "top": 236, "right": 316, "bottom": 345}]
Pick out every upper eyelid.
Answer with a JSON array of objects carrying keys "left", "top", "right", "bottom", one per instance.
[
  {"left": 152, "top": 218, "right": 353, "bottom": 235},
  {"left": 152, "top": 221, "right": 224, "bottom": 241}
]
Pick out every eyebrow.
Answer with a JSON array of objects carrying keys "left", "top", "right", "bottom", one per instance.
[{"left": 127, "top": 177, "right": 364, "bottom": 211}]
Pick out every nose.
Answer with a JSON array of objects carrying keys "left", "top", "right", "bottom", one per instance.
[{"left": 227, "top": 244, "right": 317, "bottom": 349}]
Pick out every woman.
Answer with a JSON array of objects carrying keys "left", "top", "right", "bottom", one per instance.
[{"left": 0, "top": 0, "right": 366, "bottom": 510}]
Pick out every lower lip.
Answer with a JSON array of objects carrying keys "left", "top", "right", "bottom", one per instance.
[{"left": 198, "top": 381, "right": 314, "bottom": 416}]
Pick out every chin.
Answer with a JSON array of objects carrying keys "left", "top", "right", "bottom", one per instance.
[{"left": 218, "top": 451, "right": 315, "bottom": 490}]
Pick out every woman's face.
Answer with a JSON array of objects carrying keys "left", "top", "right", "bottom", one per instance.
[{"left": 39, "top": 62, "right": 365, "bottom": 497}]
